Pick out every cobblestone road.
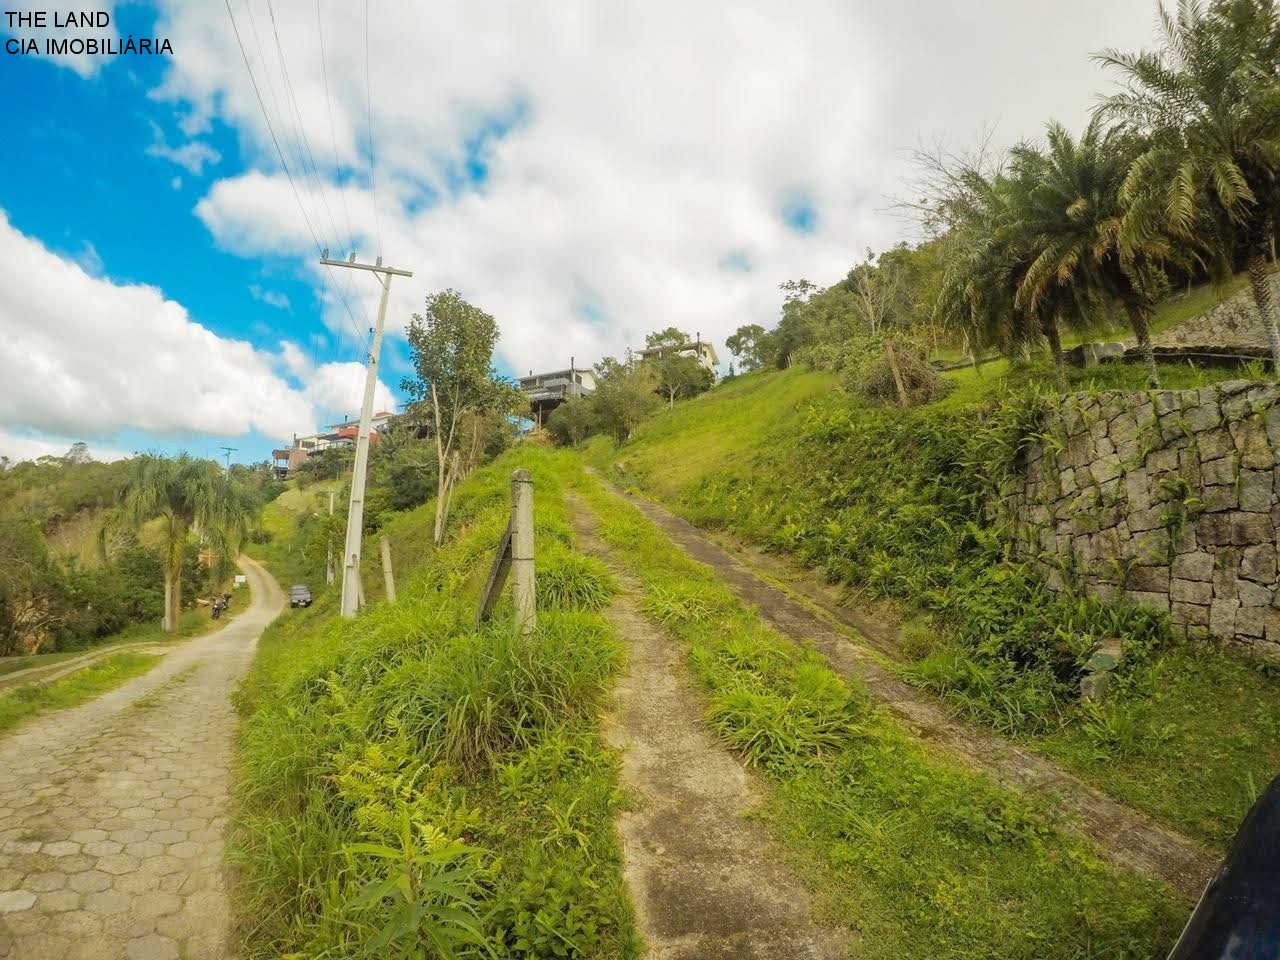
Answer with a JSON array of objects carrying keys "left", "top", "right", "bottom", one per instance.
[{"left": 0, "top": 559, "right": 282, "bottom": 960}]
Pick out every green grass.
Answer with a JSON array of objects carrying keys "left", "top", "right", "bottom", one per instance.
[
  {"left": 568, "top": 465, "right": 1185, "bottom": 959},
  {"left": 0, "top": 652, "right": 160, "bottom": 735},
  {"left": 0, "top": 602, "right": 243, "bottom": 680},
  {"left": 1148, "top": 273, "right": 1254, "bottom": 337},
  {"left": 1031, "top": 646, "right": 1280, "bottom": 846},
  {"left": 584, "top": 362, "right": 1280, "bottom": 852},
  {"left": 247, "top": 478, "right": 344, "bottom": 605},
  {"left": 232, "top": 447, "right": 637, "bottom": 959},
  {"left": 585, "top": 367, "right": 835, "bottom": 502}
]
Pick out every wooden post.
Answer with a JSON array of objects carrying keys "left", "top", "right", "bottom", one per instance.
[
  {"left": 475, "top": 469, "right": 536, "bottom": 635},
  {"left": 884, "top": 337, "right": 909, "bottom": 405},
  {"left": 510, "top": 469, "right": 536, "bottom": 637},
  {"left": 380, "top": 535, "right": 396, "bottom": 605}
]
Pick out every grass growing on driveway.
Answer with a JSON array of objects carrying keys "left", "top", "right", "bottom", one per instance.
[
  {"left": 0, "top": 651, "right": 161, "bottom": 735},
  {"left": 568, "top": 465, "right": 1186, "bottom": 960}
]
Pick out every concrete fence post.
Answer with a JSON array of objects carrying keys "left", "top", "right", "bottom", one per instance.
[
  {"left": 380, "top": 535, "right": 397, "bottom": 605},
  {"left": 475, "top": 468, "right": 536, "bottom": 634},
  {"left": 510, "top": 469, "right": 536, "bottom": 637}
]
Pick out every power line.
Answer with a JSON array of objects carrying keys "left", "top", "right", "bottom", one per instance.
[
  {"left": 363, "top": 0, "right": 383, "bottom": 257},
  {"left": 266, "top": 0, "right": 345, "bottom": 259},
  {"left": 316, "top": 0, "right": 357, "bottom": 256},
  {"left": 223, "top": 0, "right": 369, "bottom": 354},
  {"left": 261, "top": 0, "right": 370, "bottom": 356},
  {"left": 314, "top": 0, "right": 365, "bottom": 357}
]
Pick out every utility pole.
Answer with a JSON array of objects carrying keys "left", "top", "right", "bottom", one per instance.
[
  {"left": 219, "top": 446, "right": 237, "bottom": 471},
  {"left": 320, "top": 250, "right": 414, "bottom": 619}
]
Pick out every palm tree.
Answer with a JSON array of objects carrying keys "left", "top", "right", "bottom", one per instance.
[
  {"left": 934, "top": 160, "right": 1094, "bottom": 385},
  {"left": 115, "top": 455, "right": 254, "bottom": 632},
  {"left": 1011, "top": 119, "right": 1173, "bottom": 386},
  {"left": 1098, "top": 0, "right": 1280, "bottom": 372}
]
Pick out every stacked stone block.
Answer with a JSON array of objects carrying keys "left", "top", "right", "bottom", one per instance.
[
  {"left": 1011, "top": 380, "right": 1280, "bottom": 658},
  {"left": 1154, "top": 273, "right": 1280, "bottom": 350}
]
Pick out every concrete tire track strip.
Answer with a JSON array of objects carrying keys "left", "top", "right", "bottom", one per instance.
[
  {"left": 0, "top": 559, "right": 283, "bottom": 960},
  {"left": 570, "top": 496, "right": 849, "bottom": 959},
  {"left": 589, "top": 476, "right": 1218, "bottom": 901}
]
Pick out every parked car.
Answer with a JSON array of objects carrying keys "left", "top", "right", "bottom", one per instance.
[{"left": 289, "top": 585, "right": 313, "bottom": 608}]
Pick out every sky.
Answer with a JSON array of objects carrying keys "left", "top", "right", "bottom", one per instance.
[{"left": 0, "top": 0, "right": 1162, "bottom": 465}]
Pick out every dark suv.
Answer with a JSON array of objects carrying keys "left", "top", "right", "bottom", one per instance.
[{"left": 289, "top": 585, "right": 313, "bottom": 608}]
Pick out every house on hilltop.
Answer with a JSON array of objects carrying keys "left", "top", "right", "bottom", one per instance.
[
  {"left": 633, "top": 337, "right": 720, "bottom": 376},
  {"left": 520, "top": 359, "right": 595, "bottom": 428},
  {"left": 271, "top": 410, "right": 397, "bottom": 478}
]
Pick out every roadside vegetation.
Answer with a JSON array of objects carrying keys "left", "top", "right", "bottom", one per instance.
[
  {"left": 0, "top": 445, "right": 273, "bottom": 659},
  {"left": 0, "top": 651, "right": 160, "bottom": 735},
  {"left": 585, "top": 363, "right": 1280, "bottom": 848},
  {"left": 232, "top": 448, "right": 638, "bottom": 958},
  {"left": 567, "top": 462, "right": 1185, "bottom": 959}
]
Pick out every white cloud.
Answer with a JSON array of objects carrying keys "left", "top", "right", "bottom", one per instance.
[
  {"left": 273, "top": 340, "right": 396, "bottom": 422},
  {"left": 1, "top": 1, "right": 117, "bottom": 78},
  {"left": 249, "top": 283, "right": 290, "bottom": 310},
  {"left": 0, "top": 212, "right": 392, "bottom": 445},
  {"left": 0, "top": 430, "right": 129, "bottom": 464},
  {"left": 145, "top": 119, "right": 221, "bottom": 175},
  {"left": 152, "top": 0, "right": 1159, "bottom": 374},
  {"left": 146, "top": 139, "right": 221, "bottom": 175}
]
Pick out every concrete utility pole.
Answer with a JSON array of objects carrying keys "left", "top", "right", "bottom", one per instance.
[
  {"left": 219, "top": 446, "right": 237, "bottom": 471},
  {"left": 320, "top": 251, "right": 414, "bottom": 619}
]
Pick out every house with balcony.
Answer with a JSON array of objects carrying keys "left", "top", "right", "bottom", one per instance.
[
  {"left": 633, "top": 337, "right": 720, "bottom": 376},
  {"left": 271, "top": 410, "right": 396, "bottom": 478},
  {"left": 520, "top": 361, "right": 596, "bottom": 427}
]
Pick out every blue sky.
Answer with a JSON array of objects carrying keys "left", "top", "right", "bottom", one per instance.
[{"left": 0, "top": 0, "right": 1159, "bottom": 465}]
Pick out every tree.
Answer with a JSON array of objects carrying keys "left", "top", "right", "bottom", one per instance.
[
  {"left": 1012, "top": 119, "right": 1172, "bottom": 386},
  {"left": 591, "top": 357, "right": 661, "bottom": 443},
  {"left": 402, "top": 290, "right": 509, "bottom": 544},
  {"left": 651, "top": 352, "right": 713, "bottom": 407},
  {"left": 1098, "top": 0, "right": 1280, "bottom": 373},
  {"left": 726, "top": 323, "right": 770, "bottom": 371},
  {"left": 848, "top": 248, "right": 907, "bottom": 338},
  {"left": 113, "top": 455, "right": 254, "bottom": 632},
  {"left": 0, "top": 517, "right": 62, "bottom": 655},
  {"left": 544, "top": 398, "right": 598, "bottom": 446},
  {"left": 644, "top": 326, "right": 689, "bottom": 349}
]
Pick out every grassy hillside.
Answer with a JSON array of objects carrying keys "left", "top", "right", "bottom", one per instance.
[
  {"left": 236, "top": 444, "right": 1198, "bottom": 958},
  {"left": 231, "top": 449, "right": 638, "bottom": 958},
  {"left": 585, "top": 363, "right": 1280, "bottom": 847}
]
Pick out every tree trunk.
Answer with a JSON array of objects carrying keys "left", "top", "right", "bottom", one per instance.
[
  {"left": 1246, "top": 251, "right": 1280, "bottom": 378},
  {"left": 883, "top": 338, "right": 909, "bottom": 405},
  {"left": 1043, "top": 316, "right": 1066, "bottom": 389},
  {"left": 163, "top": 567, "right": 181, "bottom": 632},
  {"left": 1123, "top": 301, "right": 1160, "bottom": 387}
]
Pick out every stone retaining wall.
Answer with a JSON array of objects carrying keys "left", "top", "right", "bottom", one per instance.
[
  {"left": 1155, "top": 273, "right": 1280, "bottom": 349},
  {"left": 1009, "top": 380, "right": 1280, "bottom": 657}
]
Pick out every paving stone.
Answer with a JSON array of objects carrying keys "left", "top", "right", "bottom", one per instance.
[
  {"left": 84, "top": 890, "right": 132, "bottom": 916},
  {"left": 0, "top": 890, "right": 37, "bottom": 913},
  {"left": 125, "top": 934, "right": 179, "bottom": 960},
  {"left": 0, "top": 563, "right": 278, "bottom": 959}
]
